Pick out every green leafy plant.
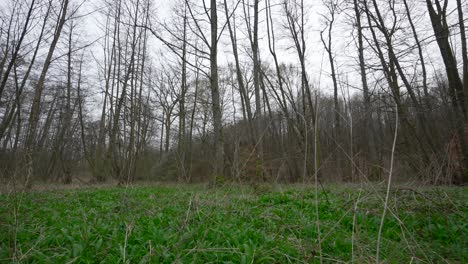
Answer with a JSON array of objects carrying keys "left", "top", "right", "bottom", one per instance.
[{"left": 0, "top": 185, "right": 466, "bottom": 263}]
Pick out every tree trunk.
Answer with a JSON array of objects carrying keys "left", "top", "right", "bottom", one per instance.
[{"left": 210, "top": 0, "right": 224, "bottom": 178}]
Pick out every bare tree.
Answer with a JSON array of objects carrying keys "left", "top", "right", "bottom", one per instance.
[
  {"left": 25, "top": 0, "right": 69, "bottom": 183},
  {"left": 320, "top": 0, "right": 343, "bottom": 180},
  {"left": 425, "top": 0, "right": 467, "bottom": 183}
]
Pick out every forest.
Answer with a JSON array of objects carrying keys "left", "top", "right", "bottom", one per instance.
[
  {"left": 0, "top": 0, "right": 467, "bottom": 262},
  {"left": 0, "top": 0, "right": 467, "bottom": 185}
]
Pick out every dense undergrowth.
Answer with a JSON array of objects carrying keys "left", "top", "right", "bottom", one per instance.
[{"left": 0, "top": 184, "right": 466, "bottom": 263}]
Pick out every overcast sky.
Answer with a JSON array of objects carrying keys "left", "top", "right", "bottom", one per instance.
[
  {"left": 1, "top": 0, "right": 463, "bottom": 110},
  {"left": 76, "top": 0, "right": 461, "bottom": 79}
]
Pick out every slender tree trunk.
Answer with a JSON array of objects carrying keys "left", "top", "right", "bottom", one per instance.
[
  {"left": 403, "top": 0, "right": 429, "bottom": 100},
  {"left": 224, "top": 0, "right": 254, "bottom": 139},
  {"left": 353, "top": 0, "right": 377, "bottom": 177},
  {"left": 457, "top": 0, "right": 468, "bottom": 115},
  {"left": 320, "top": 3, "right": 342, "bottom": 180},
  {"left": 188, "top": 61, "right": 200, "bottom": 182},
  {"left": 252, "top": 0, "right": 263, "bottom": 178},
  {"left": 61, "top": 22, "right": 75, "bottom": 184},
  {"left": 178, "top": 3, "right": 188, "bottom": 181},
  {"left": 210, "top": 0, "right": 224, "bottom": 178}
]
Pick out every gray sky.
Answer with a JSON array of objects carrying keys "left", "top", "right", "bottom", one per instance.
[
  {"left": 1, "top": 0, "right": 463, "bottom": 113},
  {"left": 69, "top": 0, "right": 463, "bottom": 124}
]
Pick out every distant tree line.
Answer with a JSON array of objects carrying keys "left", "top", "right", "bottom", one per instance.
[{"left": 0, "top": 0, "right": 466, "bottom": 186}]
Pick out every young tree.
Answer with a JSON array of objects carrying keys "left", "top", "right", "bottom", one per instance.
[
  {"left": 184, "top": 0, "right": 224, "bottom": 178},
  {"left": 320, "top": 0, "right": 343, "bottom": 180}
]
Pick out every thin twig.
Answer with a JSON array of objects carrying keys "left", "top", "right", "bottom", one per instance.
[
  {"left": 314, "top": 91, "right": 323, "bottom": 264},
  {"left": 376, "top": 102, "right": 399, "bottom": 263}
]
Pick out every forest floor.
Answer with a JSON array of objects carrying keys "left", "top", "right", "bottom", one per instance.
[{"left": 0, "top": 183, "right": 466, "bottom": 263}]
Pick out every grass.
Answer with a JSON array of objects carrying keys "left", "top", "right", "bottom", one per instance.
[{"left": 0, "top": 184, "right": 466, "bottom": 263}]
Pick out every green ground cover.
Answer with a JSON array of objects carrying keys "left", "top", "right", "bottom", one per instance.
[{"left": 0, "top": 184, "right": 466, "bottom": 263}]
